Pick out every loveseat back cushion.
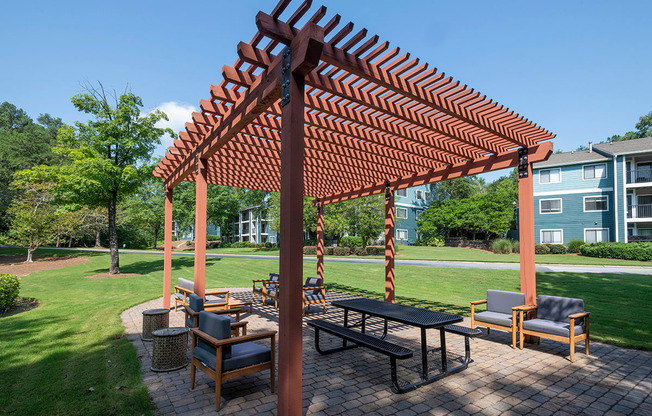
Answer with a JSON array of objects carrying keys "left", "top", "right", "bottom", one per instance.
[
  {"left": 304, "top": 277, "right": 322, "bottom": 296},
  {"left": 487, "top": 290, "right": 526, "bottom": 315},
  {"left": 537, "top": 295, "right": 584, "bottom": 323},
  {"left": 178, "top": 277, "right": 195, "bottom": 292},
  {"left": 196, "top": 311, "right": 231, "bottom": 359},
  {"left": 188, "top": 294, "right": 204, "bottom": 313}
]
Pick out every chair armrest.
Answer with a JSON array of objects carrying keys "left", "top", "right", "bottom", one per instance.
[
  {"left": 190, "top": 328, "right": 276, "bottom": 347},
  {"left": 302, "top": 286, "right": 326, "bottom": 291},
  {"left": 174, "top": 285, "right": 193, "bottom": 294},
  {"left": 516, "top": 305, "right": 537, "bottom": 311},
  {"left": 205, "top": 289, "right": 229, "bottom": 296},
  {"left": 512, "top": 304, "right": 532, "bottom": 311},
  {"left": 186, "top": 307, "right": 200, "bottom": 317},
  {"left": 470, "top": 300, "right": 487, "bottom": 306},
  {"left": 569, "top": 311, "right": 590, "bottom": 319},
  {"left": 231, "top": 321, "right": 248, "bottom": 329},
  {"left": 252, "top": 279, "right": 268, "bottom": 283}
]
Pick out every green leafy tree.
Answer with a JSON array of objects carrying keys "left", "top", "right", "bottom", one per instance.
[
  {"left": 268, "top": 194, "right": 318, "bottom": 238},
  {"left": 122, "top": 175, "right": 166, "bottom": 249},
  {"left": 430, "top": 176, "right": 485, "bottom": 200},
  {"left": 49, "top": 83, "right": 173, "bottom": 273},
  {"left": 343, "top": 194, "right": 384, "bottom": 249},
  {"left": 607, "top": 110, "right": 652, "bottom": 142},
  {"left": 324, "top": 202, "right": 347, "bottom": 240},
  {"left": 8, "top": 174, "right": 59, "bottom": 262},
  {"left": 207, "top": 186, "right": 241, "bottom": 242}
]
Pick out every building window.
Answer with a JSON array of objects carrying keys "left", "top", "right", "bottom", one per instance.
[
  {"left": 585, "top": 228, "right": 609, "bottom": 243},
  {"left": 583, "top": 164, "right": 607, "bottom": 180},
  {"left": 396, "top": 207, "right": 408, "bottom": 219},
  {"left": 416, "top": 190, "right": 423, "bottom": 200},
  {"left": 584, "top": 196, "right": 608, "bottom": 212},
  {"left": 540, "top": 229, "right": 563, "bottom": 244},
  {"left": 539, "top": 198, "right": 562, "bottom": 214},
  {"left": 539, "top": 168, "right": 561, "bottom": 184},
  {"left": 424, "top": 191, "right": 431, "bottom": 201},
  {"left": 396, "top": 229, "right": 408, "bottom": 240},
  {"left": 396, "top": 189, "right": 407, "bottom": 198}
]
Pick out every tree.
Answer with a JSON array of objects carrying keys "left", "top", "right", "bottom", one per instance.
[
  {"left": 430, "top": 176, "right": 485, "bottom": 200},
  {"left": 606, "top": 110, "right": 652, "bottom": 142},
  {"left": 8, "top": 174, "right": 59, "bottom": 262},
  {"left": 343, "top": 195, "right": 384, "bottom": 248},
  {"left": 268, "top": 194, "right": 318, "bottom": 238},
  {"left": 122, "top": 175, "right": 166, "bottom": 249},
  {"left": 0, "top": 102, "right": 61, "bottom": 231},
  {"left": 50, "top": 83, "right": 173, "bottom": 273},
  {"left": 207, "top": 186, "right": 241, "bottom": 242}
]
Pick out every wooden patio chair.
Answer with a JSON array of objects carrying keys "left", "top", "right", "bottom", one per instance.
[
  {"left": 252, "top": 273, "right": 279, "bottom": 306},
  {"left": 470, "top": 290, "right": 527, "bottom": 348},
  {"left": 303, "top": 277, "right": 326, "bottom": 314},
  {"left": 184, "top": 294, "right": 247, "bottom": 336},
  {"left": 174, "top": 277, "right": 230, "bottom": 311},
  {"left": 519, "top": 295, "right": 590, "bottom": 362},
  {"left": 190, "top": 311, "right": 276, "bottom": 411}
]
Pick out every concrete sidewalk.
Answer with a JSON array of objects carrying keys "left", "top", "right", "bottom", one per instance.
[{"left": 46, "top": 246, "right": 652, "bottom": 275}]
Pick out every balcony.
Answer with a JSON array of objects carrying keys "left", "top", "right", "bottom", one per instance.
[
  {"left": 629, "top": 235, "right": 652, "bottom": 242},
  {"left": 627, "top": 204, "right": 652, "bottom": 219},
  {"left": 626, "top": 168, "right": 652, "bottom": 184}
]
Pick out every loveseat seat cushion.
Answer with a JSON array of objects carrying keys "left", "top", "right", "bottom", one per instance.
[
  {"left": 222, "top": 342, "right": 271, "bottom": 372},
  {"left": 487, "top": 290, "right": 526, "bottom": 315},
  {"left": 474, "top": 311, "right": 513, "bottom": 327},
  {"left": 537, "top": 295, "right": 584, "bottom": 323},
  {"left": 205, "top": 295, "right": 227, "bottom": 305},
  {"left": 522, "top": 318, "right": 584, "bottom": 337}
]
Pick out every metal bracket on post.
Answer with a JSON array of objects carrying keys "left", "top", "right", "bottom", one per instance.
[
  {"left": 195, "top": 154, "right": 199, "bottom": 175},
  {"left": 281, "top": 46, "right": 291, "bottom": 106},
  {"left": 316, "top": 198, "right": 321, "bottom": 214},
  {"left": 385, "top": 181, "right": 391, "bottom": 201},
  {"left": 518, "top": 148, "right": 529, "bottom": 178}
]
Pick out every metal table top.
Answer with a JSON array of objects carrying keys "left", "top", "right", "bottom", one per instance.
[{"left": 331, "top": 298, "right": 462, "bottom": 328}]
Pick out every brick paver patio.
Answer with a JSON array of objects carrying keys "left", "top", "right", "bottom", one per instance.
[{"left": 121, "top": 289, "right": 652, "bottom": 415}]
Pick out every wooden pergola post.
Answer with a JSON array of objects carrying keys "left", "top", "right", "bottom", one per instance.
[
  {"left": 163, "top": 186, "right": 173, "bottom": 309},
  {"left": 194, "top": 157, "right": 208, "bottom": 298},
  {"left": 316, "top": 200, "right": 324, "bottom": 282},
  {"left": 518, "top": 155, "right": 536, "bottom": 305},
  {"left": 385, "top": 186, "right": 395, "bottom": 303}
]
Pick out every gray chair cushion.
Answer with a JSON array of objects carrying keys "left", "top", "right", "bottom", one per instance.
[
  {"left": 268, "top": 273, "right": 280, "bottom": 283},
  {"left": 178, "top": 277, "right": 195, "bottom": 292},
  {"left": 195, "top": 341, "right": 271, "bottom": 372},
  {"left": 253, "top": 286, "right": 264, "bottom": 292},
  {"left": 205, "top": 295, "right": 227, "bottom": 305},
  {"left": 487, "top": 290, "right": 526, "bottom": 315},
  {"left": 174, "top": 293, "right": 185, "bottom": 301},
  {"left": 188, "top": 294, "right": 204, "bottom": 312},
  {"left": 523, "top": 318, "right": 585, "bottom": 337},
  {"left": 304, "top": 277, "right": 322, "bottom": 296},
  {"left": 474, "top": 311, "right": 514, "bottom": 327},
  {"left": 187, "top": 317, "right": 194, "bottom": 328},
  {"left": 305, "top": 293, "right": 325, "bottom": 302},
  {"left": 537, "top": 295, "right": 584, "bottom": 323},
  {"left": 196, "top": 311, "right": 232, "bottom": 359}
]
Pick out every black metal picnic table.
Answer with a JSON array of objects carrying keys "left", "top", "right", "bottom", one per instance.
[{"left": 331, "top": 298, "right": 469, "bottom": 392}]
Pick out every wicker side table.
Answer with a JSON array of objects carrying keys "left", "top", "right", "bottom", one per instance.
[
  {"left": 142, "top": 308, "right": 170, "bottom": 341},
  {"left": 151, "top": 327, "right": 189, "bottom": 372}
]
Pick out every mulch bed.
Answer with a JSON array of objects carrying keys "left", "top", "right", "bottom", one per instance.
[
  {"left": 0, "top": 255, "right": 88, "bottom": 277},
  {"left": 85, "top": 273, "right": 141, "bottom": 279},
  {"left": 0, "top": 297, "right": 40, "bottom": 318}
]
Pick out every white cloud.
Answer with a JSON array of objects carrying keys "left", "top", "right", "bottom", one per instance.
[{"left": 149, "top": 101, "right": 198, "bottom": 157}]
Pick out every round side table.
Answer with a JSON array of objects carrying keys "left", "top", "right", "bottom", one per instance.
[
  {"left": 151, "top": 327, "right": 189, "bottom": 372},
  {"left": 142, "top": 308, "right": 170, "bottom": 341}
]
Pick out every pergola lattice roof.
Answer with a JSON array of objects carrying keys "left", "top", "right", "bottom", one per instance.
[{"left": 154, "top": 0, "right": 554, "bottom": 203}]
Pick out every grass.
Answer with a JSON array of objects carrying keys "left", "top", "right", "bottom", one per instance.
[
  {"left": 1, "top": 246, "right": 651, "bottom": 414},
  {"left": 194, "top": 245, "right": 652, "bottom": 267}
]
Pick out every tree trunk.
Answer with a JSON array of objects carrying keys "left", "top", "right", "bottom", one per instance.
[
  {"left": 95, "top": 230, "right": 101, "bottom": 247},
  {"left": 68, "top": 236, "right": 73, "bottom": 248},
  {"left": 26, "top": 247, "right": 35, "bottom": 262},
  {"left": 56, "top": 235, "right": 60, "bottom": 247},
  {"left": 108, "top": 191, "right": 120, "bottom": 274},
  {"left": 153, "top": 225, "right": 159, "bottom": 249}
]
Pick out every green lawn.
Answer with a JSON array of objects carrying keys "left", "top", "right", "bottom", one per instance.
[
  {"left": 195, "top": 245, "right": 652, "bottom": 267},
  {"left": 1, "top": 246, "right": 651, "bottom": 415}
]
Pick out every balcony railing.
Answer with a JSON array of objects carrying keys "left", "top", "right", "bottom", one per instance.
[
  {"left": 627, "top": 204, "right": 652, "bottom": 219},
  {"left": 627, "top": 168, "right": 652, "bottom": 184},
  {"left": 629, "top": 235, "right": 652, "bottom": 242}
]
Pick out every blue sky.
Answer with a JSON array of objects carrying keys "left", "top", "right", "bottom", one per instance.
[{"left": 2, "top": 0, "right": 651, "bottom": 183}]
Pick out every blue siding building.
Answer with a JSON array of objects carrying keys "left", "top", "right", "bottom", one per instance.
[
  {"left": 532, "top": 137, "right": 652, "bottom": 244},
  {"left": 394, "top": 185, "right": 432, "bottom": 244}
]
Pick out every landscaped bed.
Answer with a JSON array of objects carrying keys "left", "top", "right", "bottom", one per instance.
[{"left": 0, "top": 246, "right": 650, "bottom": 414}]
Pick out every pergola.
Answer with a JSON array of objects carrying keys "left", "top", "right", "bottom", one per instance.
[{"left": 154, "top": 0, "right": 554, "bottom": 414}]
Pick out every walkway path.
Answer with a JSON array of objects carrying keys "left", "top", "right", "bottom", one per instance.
[
  {"left": 122, "top": 288, "right": 652, "bottom": 415},
  {"left": 49, "top": 247, "right": 652, "bottom": 275}
]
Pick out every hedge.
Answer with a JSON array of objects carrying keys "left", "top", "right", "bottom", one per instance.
[
  {"left": 580, "top": 242, "right": 652, "bottom": 261},
  {"left": 302, "top": 245, "right": 385, "bottom": 256},
  {"left": 0, "top": 274, "right": 20, "bottom": 310}
]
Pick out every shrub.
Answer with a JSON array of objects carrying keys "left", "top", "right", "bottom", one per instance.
[
  {"left": 567, "top": 239, "right": 585, "bottom": 253},
  {"left": 333, "top": 246, "right": 351, "bottom": 256},
  {"left": 491, "top": 238, "right": 513, "bottom": 254},
  {"left": 219, "top": 242, "right": 232, "bottom": 249},
  {"left": 325, "top": 247, "right": 334, "bottom": 255},
  {"left": 414, "top": 235, "right": 445, "bottom": 247},
  {"left": 511, "top": 240, "right": 520, "bottom": 254},
  {"left": 206, "top": 234, "right": 220, "bottom": 241},
  {"left": 208, "top": 242, "right": 220, "bottom": 249},
  {"left": 535, "top": 244, "right": 550, "bottom": 254},
  {"left": 352, "top": 247, "right": 367, "bottom": 256},
  {"left": 303, "top": 246, "right": 317, "bottom": 255},
  {"left": 366, "top": 246, "right": 383, "bottom": 256},
  {"left": 0, "top": 274, "right": 20, "bottom": 310},
  {"left": 580, "top": 242, "right": 652, "bottom": 261},
  {"left": 232, "top": 242, "right": 250, "bottom": 248},
  {"left": 546, "top": 243, "right": 568, "bottom": 254},
  {"left": 340, "top": 236, "right": 363, "bottom": 247},
  {"left": 303, "top": 239, "right": 317, "bottom": 247}
]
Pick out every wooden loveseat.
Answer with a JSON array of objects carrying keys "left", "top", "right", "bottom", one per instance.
[
  {"left": 470, "top": 290, "right": 526, "bottom": 348},
  {"left": 174, "top": 277, "right": 230, "bottom": 311}
]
